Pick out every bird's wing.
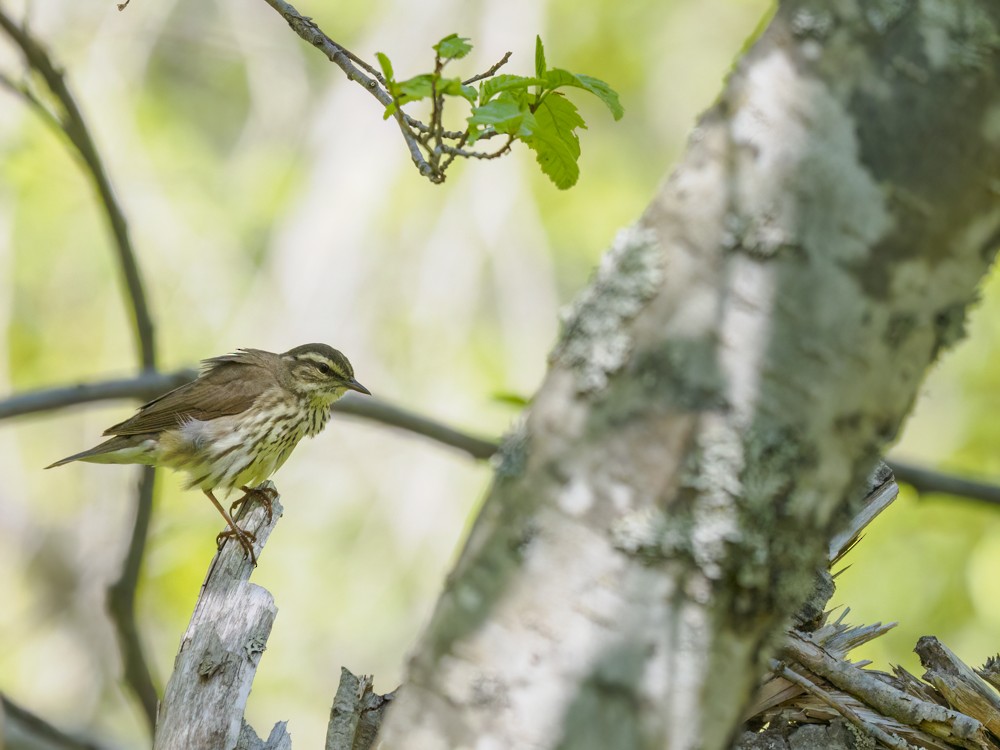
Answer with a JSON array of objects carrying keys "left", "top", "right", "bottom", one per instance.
[{"left": 104, "top": 353, "right": 274, "bottom": 436}]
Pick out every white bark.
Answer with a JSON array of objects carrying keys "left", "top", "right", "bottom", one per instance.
[{"left": 378, "top": 1, "right": 1000, "bottom": 748}]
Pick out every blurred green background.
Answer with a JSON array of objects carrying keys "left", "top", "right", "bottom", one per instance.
[{"left": 0, "top": 0, "right": 996, "bottom": 746}]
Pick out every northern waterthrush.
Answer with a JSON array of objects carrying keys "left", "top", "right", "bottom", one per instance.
[{"left": 47, "top": 343, "right": 369, "bottom": 564}]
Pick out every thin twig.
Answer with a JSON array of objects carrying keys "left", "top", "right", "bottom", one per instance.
[
  {"left": 260, "top": 0, "right": 434, "bottom": 179},
  {"left": 429, "top": 51, "right": 445, "bottom": 175},
  {"left": 0, "top": 8, "right": 160, "bottom": 730},
  {"left": 258, "top": 0, "right": 520, "bottom": 184},
  {"left": 888, "top": 459, "right": 1000, "bottom": 506},
  {"left": 0, "top": 369, "right": 501, "bottom": 460},
  {"left": 440, "top": 135, "right": 514, "bottom": 160},
  {"left": 403, "top": 115, "right": 470, "bottom": 140},
  {"left": 462, "top": 50, "right": 512, "bottom": 85}
]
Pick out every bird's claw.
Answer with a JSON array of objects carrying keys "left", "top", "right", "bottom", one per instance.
[
  {"left": 216, "top": 525, "right": 258, "bottom": 566},
  {"left": 230, "top": 484, "right": 277, "bottom": 523}
]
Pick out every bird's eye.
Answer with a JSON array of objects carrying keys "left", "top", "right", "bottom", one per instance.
[{"left": 317, "top": 363, "right": 332, "bottom": 376}]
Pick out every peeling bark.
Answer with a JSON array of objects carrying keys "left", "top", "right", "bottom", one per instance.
[{"left": 377, "top": 1, "right": 1000, "bottom": 748}]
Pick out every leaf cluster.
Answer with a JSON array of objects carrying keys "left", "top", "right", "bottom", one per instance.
[{"left": 377, "top": 35, "right": 623, "bottom": 189}]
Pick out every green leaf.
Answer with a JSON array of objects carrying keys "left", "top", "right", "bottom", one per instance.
[
  {"left": 479, "top": 74, "right": 543, "bottom": 105},
  {"left": 381, "top": 73, "right": 436, "bottom": 120},
  {"left": 376, "top": 52, "right": 395, "bottom": 83},
  {"left": 523, "top": 93, "right": 583, "bottom": 189},
  {"left": 434, "top": 34, "right": 473, "bottom": 61},
  {"left": 397, "top": 74, "right": 435, "bottom": 104},
  {"left": 493, "top": 392, "right": 531, "bottom": 408},
  {"left": 438, "top": 77, "right": 477, "bottom": 103},
  {"left": 574, "top": 74, "right": 625, "bottom": 120},
  {"left": 468, "top": 99, "right": 528, "bottom": 135},
  {"left": 543, "top": 68, "right": 625, "bottom": 120},
  {"left": 535, "top": 93, "right": 583, "bottom": 159},
  {"left": 534, "top": 35, "right": 547, "bottom": 79},
  {"left": 539, "top": 93, "right": 585, "bottom": 141}
]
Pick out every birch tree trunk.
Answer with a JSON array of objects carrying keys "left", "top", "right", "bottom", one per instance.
[{"left": 378, "top": 1, "right": 1000, "bottom": 748}]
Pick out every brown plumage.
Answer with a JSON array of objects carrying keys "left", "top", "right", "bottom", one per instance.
[{"left": 48, "top": 343, "right": 369, "bottom": 564}]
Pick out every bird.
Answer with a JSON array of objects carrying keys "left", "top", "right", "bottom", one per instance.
[{"left": 47, "top": 343, "right": 370, "bottom": 564}]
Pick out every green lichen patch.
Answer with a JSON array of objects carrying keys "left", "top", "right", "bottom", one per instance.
[{"left": 552, "top": 226, "right": 664, "bottom": 393}]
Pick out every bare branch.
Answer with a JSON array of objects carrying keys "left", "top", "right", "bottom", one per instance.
[
  {"left": 0, "top": 369, "right": 500, "bottom": 460},
  {"left": 462, "top": 50, "right": 512, "bottom": 85},
  {"left": 1, "top": 693, "right": 110, "bottom": 750},
  {"left": 0, "top": 369, "right": 197, "bottom": 420},
  {"left": 0, "top": 8, "right": 162, "bottom": 731},
  {"left": 440, "top": 135, "right": 514, "bottom": 160},
  {"left": 106, "top": 467, "right": 158, "bottom": 732},
  {"left": 333, "top": 393, "right": 498, "bottom": 459},
  {"left": 887, "top": 459, "right": 1000, "bottom": 507},
  {"left": 259, "top": 0, "right": 435, "bottom": 180},
  {"left": 403, "top": 114, "right": 474, "bottom": 141},
  {"left": 14, "top": 371, "right": 1000, "bottom": 498}
]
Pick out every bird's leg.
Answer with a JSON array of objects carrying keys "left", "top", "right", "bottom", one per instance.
[
  {"left": 230, "top": 483, "right": 277, "bottom": 523},
  {"left": 204, "top": 489, "right": 257, "bottom": 566}
]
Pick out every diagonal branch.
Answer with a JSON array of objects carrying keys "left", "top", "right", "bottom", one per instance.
[
  {"left": 0, "top": 7, "right": 160, "bottom": 731},
  {"left": 462, "top": 50, "right": 512, "bottom": 85},
  {"left": 106, "top": 467, "right": 158, "bottom": 731},
  {"left": 0, "top": 692, "right": 110, "bottom": 750},
  {"left": 259, "top": 0, "right": 434, "bottom": 180}
]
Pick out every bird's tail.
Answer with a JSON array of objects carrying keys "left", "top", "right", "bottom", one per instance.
[{"left": 45, "top": 436, "right": 155, "bottom": 469}]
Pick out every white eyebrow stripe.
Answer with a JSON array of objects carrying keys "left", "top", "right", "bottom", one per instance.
[
  {"left": 296, "top": 353, "right": 333, "bottom": 365},
  {"left": 294, "top": 352, "right": 351, "bottom": 376}
]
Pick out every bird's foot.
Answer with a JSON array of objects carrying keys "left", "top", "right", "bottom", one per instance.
[
  {"left": 216, "top": 524, "right": 258, "bottom": 566},
  {"left": 230, "top": 483, "right": 278, "bottom": 522}
]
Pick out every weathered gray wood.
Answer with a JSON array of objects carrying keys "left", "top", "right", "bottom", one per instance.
[
  {"left": 236, "top": 720, "right": 293, "bottom": 750},
  {"left": 917, "top": 637, "right": 1000, "bottom": 740},
  {"left": 828, "top": 463, "right": 897, "bottom": 564},
  {"left": 153, "top": 484, "right": 283, "bottom": 750},
  {"left": 325, "top": 668, "right": 396, "bottom": 750}
]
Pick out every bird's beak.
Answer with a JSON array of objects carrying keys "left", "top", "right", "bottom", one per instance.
[{"left": 345, "top": 378, "right": 371, "bottom": 396}]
